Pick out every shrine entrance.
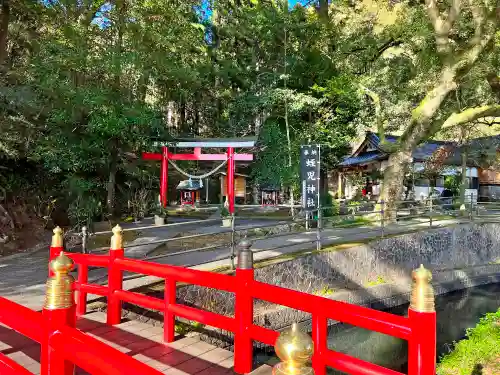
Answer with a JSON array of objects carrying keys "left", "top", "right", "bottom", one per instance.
[
  {"left": 142, "top": 138, "right": 256, "bottom": 214},
  {"left": 261, "top": 185, "right": 280, "bottom": 206}
]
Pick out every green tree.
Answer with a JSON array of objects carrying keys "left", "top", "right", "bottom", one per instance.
[{"left": 327, "top": 0, "right": 500, "bottom": 218}]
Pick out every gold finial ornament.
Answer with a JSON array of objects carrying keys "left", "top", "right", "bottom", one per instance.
[
  {"left": 110, "top": 224, "right": 123, "bottom": 250},
  {"left": 273, "top": 323, "right": 314, "bottom": 375},
  {"left": 51, "top": 226, "right": 63, "bottom": 247},
  {"left": 410, "top": 264, "right": 435, "bottom": 313},
  {"left": 44, "top": 252, "right": 75, "bottom": 310}
]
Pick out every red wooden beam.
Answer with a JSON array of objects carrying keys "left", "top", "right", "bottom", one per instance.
[
  {"left": 142, "top": 152, "right": 253, "bottom": 162},
  {"left": 323, "top": 350, "right": 405, "bottom": 375},
  {"left": 0, "top": 352, "right": 34, "bottom": 375},
  {"left": 0, "top": 297, "right": 45, "bottom": 343},
  {"left": 170, "top": 153, "right": 253, "bottom": 161},
  {"left": 142, "top": 152, "right": 162, "bottom": 160}
]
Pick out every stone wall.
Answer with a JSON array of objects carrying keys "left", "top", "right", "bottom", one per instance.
[
  {"left": 253, "top": 221, "right": 500, "bottom": 292},
  {"left": 173, "top": 222, "right": 500, "bottom": 348}
]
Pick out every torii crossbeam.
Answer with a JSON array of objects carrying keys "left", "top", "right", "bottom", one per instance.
[{"left": 142, "top": 138, "right": 256, "bottom": 214}]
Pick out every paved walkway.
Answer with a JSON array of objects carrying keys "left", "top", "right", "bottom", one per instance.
[
  {"left": 0, "top": 311, "right": 271, "bottom": 375},
  {"left": 0, "top": 215, "right": 471, "bottom": 311},
  {"left": 0, "top": 217, "right": 286, "bottom": 310},
  {"left": 118, "top": 217, "right": 288, "bottom": 259}
]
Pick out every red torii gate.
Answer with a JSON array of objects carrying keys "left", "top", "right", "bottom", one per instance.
[{"left": 142, "top": 138, "right": 256, "bottom": 214}]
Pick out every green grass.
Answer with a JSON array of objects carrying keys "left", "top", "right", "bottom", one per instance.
[
  {"left": 437, "top": 309, "right": 500, "bottom": 375},
  {"left": 166, "top": 210, "right": 211, "bottom": 218},
  {"left": 313, "top": 285, "right": 335, "bottom": 296},
  {"left": 325, "top": 216, "right": 374, "bottom": 228},
  {"left": 235, "top": 210, "right": 291, "bottom": 219},
  {"left": 88, "top": 230, "right": 140, "bottom": 250},
  {"left": 366, "top": 275, "right": 386, "bottom": 287}
]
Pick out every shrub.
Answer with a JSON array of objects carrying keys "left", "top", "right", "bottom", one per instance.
[{"left": 320, "top": 193, "right": 339, "bottom": 217}]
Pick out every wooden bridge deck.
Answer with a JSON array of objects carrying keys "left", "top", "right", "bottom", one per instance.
[{"left": 0, "top": 312, "right": 271, "bottom": 375}]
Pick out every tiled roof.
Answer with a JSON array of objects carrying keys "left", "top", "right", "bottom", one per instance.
[
  {"left": 341, "top": 132, "right": 458, "bottom": 167},
  {"left": 176, "top": 179, "right": 203, "bottom": 190},
  {"left": 339, "top": 150, "right": 385, "bottom": 166}
]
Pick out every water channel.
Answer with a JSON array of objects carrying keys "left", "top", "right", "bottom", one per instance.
[{"left": 256, "top": 283, "right": 500, "bottom": 373}]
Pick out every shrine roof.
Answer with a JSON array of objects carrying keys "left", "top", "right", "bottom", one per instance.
[
  {"left": 339, "top": 150, "right": 384, "bottom": 166},
  {"left": 217, "top": 172, "right": 249, "bottom": 177},
  {"left": 176, "top": 180, "right": 203, "bottom": 191},
  {"left": 154, "top": 137, "right": 257, "bottom": 148},
  {"left": 339, "top": 131, "right": 498, "bottom": 167},
  {"left": 260, "top": 185, "right": 280, "bottom": 191}
]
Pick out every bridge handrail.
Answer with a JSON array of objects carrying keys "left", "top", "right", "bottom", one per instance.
[
  {"left": 0, "top": 352, "right": 33, "bottom": 375},
  {"left": 0, "top": 274, "right": 164, "bottom": 375},
  {"left": 0, "top": 296, "right": 45, "bottom": 343},
  {"left": 63, "top": 250, "right": 411, "bottom": 339},
  {"left": 52, "top": 225, "right": 435, "bottom": 375},
  {"left": 251, "top": 281, "right": 412, "bottom": 340},
  {"left": 50, "top": 327, "right": 164, "bottom": 375}
]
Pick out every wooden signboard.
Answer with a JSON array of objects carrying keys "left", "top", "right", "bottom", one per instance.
[
  {"left": 300, "top": 144, "right": 321, "bottom": 211},
  {"left": 479, "top": 168, "right": 500, "bottom": 184},
  {"left": 221, "top": 175, "right": 246, "bottom": 198}
]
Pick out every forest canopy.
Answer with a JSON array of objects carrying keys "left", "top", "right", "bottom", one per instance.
[{"left": 0, "top": 0, "right": 499, "bottom": 232}]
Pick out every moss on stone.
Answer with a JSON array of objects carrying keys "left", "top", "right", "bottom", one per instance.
[{"left": 366, "top": 276, "right": 387, "bottom": 287}]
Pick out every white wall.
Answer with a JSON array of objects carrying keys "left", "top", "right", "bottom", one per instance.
[
  {"left": 412, "top": 163, "right": 478, "bottom": 177},
  {"left": 341, "top": 163, "right": 479, "bottom": 201},
  {"left": 414, "top": 186, "right": 477, "bottom": 201},
  {"left": 412, "top": 164, "right": 478, "bottom": 201}
]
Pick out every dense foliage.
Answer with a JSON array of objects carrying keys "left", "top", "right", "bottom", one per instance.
[{"left": 1, "top": 0, "right": 500, "bottom": 235}]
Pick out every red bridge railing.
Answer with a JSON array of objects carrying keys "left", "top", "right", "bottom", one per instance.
[
  {"left": 0, "top": 269, "right": 164, "bottom": 375},
  {"left": 3, "top": 226, "right": 436, "bottom": 375}
]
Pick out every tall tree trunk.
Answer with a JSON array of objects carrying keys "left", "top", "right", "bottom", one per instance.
[
  {"left": 194, "top": 93, "right": 200, "bottom": 136},
  {"left": 180, "top": 99, "right": 187, "bottom": 135},
  {"left": 166, "top": 101, "right": 175, "bottom": 132},
  {"left": 460, "top": 147, "right": 468, "bottom": 204},
  {"left": 318, "top": 0, "right": 328, "bottom": 22},
  {"left": 107, "top": 155, "right": 118, "bottom": 214},
  {"left": 379, "top": 149, "right": 412, "bottom": 220},
  {"left": 0, "top": 0, "right": 10, "bottom": 66},
  {"left": 320, "top": 168, "right": 328, "bottom": 196},
  {"left": 106, "top": 0, "right": 125, "bottom": 215},
  {"left": 379, "top": 3, "right": 495, "bottom": 219},
  {"left": 380, "top": 69, "right": 463, "bottom": 219},
  {"left": 138, "top": 71, "right": 150, "bottom": 102},
  {"left": 252, "top": 184, "right": 259, "bottom": 205},
  {"left": 283, "top": 29, "right": 295, "bottom": 218},
  {"left": 285, "top": 104, "right": 295, "bottom": 217}
]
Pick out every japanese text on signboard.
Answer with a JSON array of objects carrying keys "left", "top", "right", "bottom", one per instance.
[{"left": 300, "top": 145, "right": 320, "bottom": 211}]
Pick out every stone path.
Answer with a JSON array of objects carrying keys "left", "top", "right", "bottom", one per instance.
[
  {"left": 0, "top": 216, "right": 471, "bottom": 310},
  {"left": 115, "top": 216, "right": 287, "bottom": 259},
  {"left": 0, "top": 311, "right": 272, "bottom": 375}
]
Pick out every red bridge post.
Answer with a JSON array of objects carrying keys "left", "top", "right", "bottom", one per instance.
[
  {"left": 42, "top": 252, "right": 76, "bottom": 375},
  {"left": 312, "top": 313, "right": 327, "bottom": 375},
  {"left": 164, "top": 277, "right": 176, "bottom": 342},
  {"left": 234, "top": 239, "right": 254, "bottom": 374},
  {"left": 76, "top": 263, "right": 89, "bottom": 317},
  {"left": 48, "top": 227, "right": 64, "bottom": 277},
  {"left": 107, "top": 225, "right": 124, "bottom": 325},
  {"left": 408, "top": 265, "right": 436, "bottom": 375}
]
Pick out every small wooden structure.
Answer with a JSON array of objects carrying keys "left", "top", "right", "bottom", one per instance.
[
  {"left": 176, "top": 179, "right": 202, "bottom": 206},
  {"left": 219, "top": 172, "right": 248, "bottom": 204},
  {"left": 479, "top": 167, "right": 500, "bottom": 199},
  {"left": 261, "top": 185, "right": 280, "bottom": 206}
]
